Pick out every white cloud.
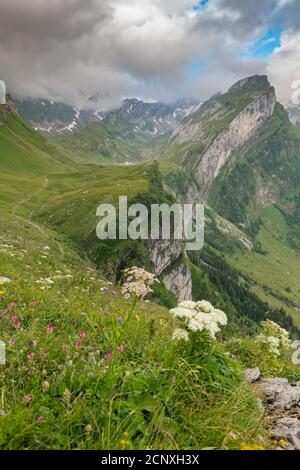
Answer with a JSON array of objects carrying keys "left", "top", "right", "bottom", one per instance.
[{"left": 267, "top": 31, "right": 300, "bottom": 104}]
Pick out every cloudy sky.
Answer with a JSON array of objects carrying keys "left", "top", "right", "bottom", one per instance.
[{"left": 0, "top": 0, "right": 300, "bottom": 109}]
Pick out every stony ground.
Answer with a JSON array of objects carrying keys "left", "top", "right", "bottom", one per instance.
[{"left": 245, "top": 367, "right": 300, "bottom": 450}]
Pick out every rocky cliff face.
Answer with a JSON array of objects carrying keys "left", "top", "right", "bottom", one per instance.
[
  {"left": 147, "top": 238, "right": 192, "bottom": 302},
  {"left": 162, "top": 261, "right": 192, "bottom": 302},
  {"left": 193, "top": 91, "right": 276, "bottom": 198},
  {"left": 170, "top": 76, "right": 277, "bottom": 200},
  {"left": 4, "top": 95, "right": 18, "bottom": 116}
]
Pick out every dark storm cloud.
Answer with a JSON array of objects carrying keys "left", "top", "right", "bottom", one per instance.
[
  {"left": 0, "top": 0, "right": 111, "bottom": 41},
  {"left": 0, "top": 0, "right": 299, "bottom": 108}
]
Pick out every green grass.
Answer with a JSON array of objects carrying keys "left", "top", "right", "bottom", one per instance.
[
  {"left": 0, "top": 104, "right": 269, "bottom": 450},
  {"left": 2, "top": 98, "right": 300, "bottom": 450},
  {"left": 227, "top": 205, "right": 300, "bottom": 327},
  {"left": 0, "top": 204, "right": 264, "bottom": 450}
]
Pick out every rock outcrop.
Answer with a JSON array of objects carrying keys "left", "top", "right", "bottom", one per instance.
[
  {"left": 0, "top": 94, "right": 19, "bottom": 126},
  {"left": 147, "top": 238, "right": 192, "bottom": 302},
  {"left": 257, "top": 378, "right": 300, "bottom": 412},
  {"left": 257, "top": 377, "right": 300, "bottom": 450},
  {"left": 244, "top": 367, "right": 261, "bottom": 383},
  {"left": 245, "top": 368, "right": 300, "bottom": 450},
  {"left": 4, "top": 95, "right": 19, "bottom": 116},
  {"left": 162, "top": 261, "right": 192, "bottom": 302},
  {"left": 147, "top": 238, "right": 183, "bottom": 275},
  {"left": 192, "top": 91, "right": 276, "bottom": 198}
]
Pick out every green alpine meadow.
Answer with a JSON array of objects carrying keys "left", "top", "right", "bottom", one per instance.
[{"left": 1, "top": 0, "right": 300, "bottom": 454}]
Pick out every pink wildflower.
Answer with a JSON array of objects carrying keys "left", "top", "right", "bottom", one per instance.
[
  {"left": 47, "top": 323, "right": 53, "bottom": 333},
  {"left": 104, "top": 350, "right": 113, "bottom": 361},
  {"left": 23, "top": 395, "right": 32, "bottom": 404},
  {"left": 75, "top": 340, "right": 83, "bottom": 350}
]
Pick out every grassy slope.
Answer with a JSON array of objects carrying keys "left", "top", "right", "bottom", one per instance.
[
  {"left": 228, "top": 205, "right": 300, "bottom": 326},
  {"left": 1, "top": 107, "right": 269, "bottom": 450}
]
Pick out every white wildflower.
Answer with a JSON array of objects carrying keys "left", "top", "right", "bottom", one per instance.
[
  {"left": 256, "top": 334, "right": 280, "bottom": 357},
  {"left": 211, "top": 309, "right": 228, "bottom": 326},
  {"left": 170, "top": 307, "right": 193, "bottom": 319},
  {"left": 170, "top": 299, "right": 227, "bottom": 339},
  {"left": 188, "top": 318, "right": 204, "bottom": 332},
  {"left": 178, "top": 301, "right": 197, "bottom": 310},
  {"left": 261, "top": 320, "right": 291, "bottom": 348},
  {"left": 196, "top": 300, "right": 214, "bottom": 313},
  {"left": 255, "top": 319, "right": 291, "bottom": 357},
  {"left": 122, "top": 267, "right": 157, "bottom": 300},
  {"left": 172, "top": 329, "right": 189, "bottom": 342}
]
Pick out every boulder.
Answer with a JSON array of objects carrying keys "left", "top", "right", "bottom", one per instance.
[
  {"left": 244, "top": 367, "right": 261, "bottom": 383},
  {"left": 272, "top": 417, "right": 300, "bottom": 451},
  {"left": 257, "top": 378, "right": 300, "bottom": 411}
]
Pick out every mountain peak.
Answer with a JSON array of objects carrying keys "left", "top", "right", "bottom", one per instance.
[{"left": 229, "top": 75, "right": 273, "bottom": 93}]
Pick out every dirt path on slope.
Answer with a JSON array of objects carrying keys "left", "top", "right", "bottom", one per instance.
[{"left": 11, "top": 174, "right": 65, "bottom": 260}]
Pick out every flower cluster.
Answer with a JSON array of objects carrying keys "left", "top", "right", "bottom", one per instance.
[
  {"left": 0, "top": 243, "right": 27, "bottom": 259},
  {"left": 261, "top": 320, "right": 291, "bottom": 348},
  {"left": 256, "top": 335, "right": 281, "bottom": 357},
  {"left": 172, "top": 328, "right": 189, "bottom": 342},
  {"left": 170, "top": 300, "right": 228, "bottom": 340},
  {"left": 256, "top": 320, "right": 291, "bottom": 357},
  {"left": 240, "top": 442, "right": 265, "bottom": 451},
  {"left": 35, "top": 277, "right": 55, "bottom": 289},
  {"left": 0, "top": 277, "right": 11, "bottom": 284},
  {"left": 121, "top": 267, "right": 158, "bottom": 300},
  {"left": 35, "top": 272, "right": 74, "bottom": 290}
]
